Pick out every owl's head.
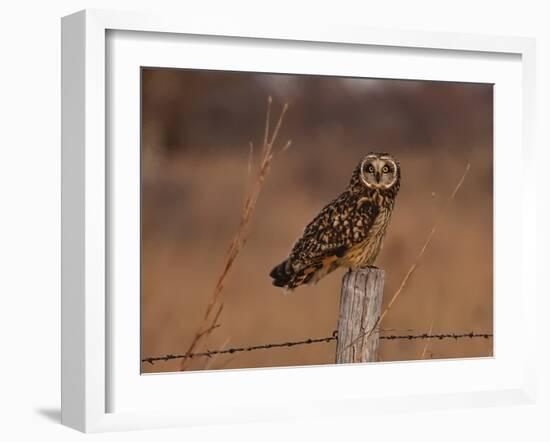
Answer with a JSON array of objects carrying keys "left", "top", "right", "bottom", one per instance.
[{"left": 358, "top": 152, "right": 400, "bottom": 191}]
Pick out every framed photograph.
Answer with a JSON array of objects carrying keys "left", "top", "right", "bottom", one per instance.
[{"left": 61, "top": 9, "right": 537, "bottom": 432}]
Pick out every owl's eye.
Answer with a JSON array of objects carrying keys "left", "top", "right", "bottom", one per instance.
[
  {"left": 367, "top": 165, "right": 375, "bottom": 173},
  {"left": 382, "top": 166, "right": 390, "bottom": 173}
]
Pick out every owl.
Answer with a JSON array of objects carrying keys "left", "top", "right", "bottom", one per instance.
[{"left": 270, "top": 152, "right": 400, "bottom": 291}]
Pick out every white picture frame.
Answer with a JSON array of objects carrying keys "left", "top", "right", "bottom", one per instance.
[{"left": 61, "top": 9, "right": 537, "bottom": 433}]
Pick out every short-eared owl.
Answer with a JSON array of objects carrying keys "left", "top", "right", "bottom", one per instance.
[{"left": 270, "top": 152, "right": 400, "bottom": 290}]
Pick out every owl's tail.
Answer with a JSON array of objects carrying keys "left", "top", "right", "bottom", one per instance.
[
  {"left": 270, "top": 259, "right": 321, "bottom": 291},
  {"left": 269, "top": 259, "right": 293, "bottom": 289}
]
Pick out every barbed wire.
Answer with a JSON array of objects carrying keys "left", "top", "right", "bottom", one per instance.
[{"left": 142, "top": 330, "right": 493, "bottom": 365}]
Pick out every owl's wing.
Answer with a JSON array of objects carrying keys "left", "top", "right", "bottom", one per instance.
[{"left": 288, "top": 194, "right": 379, "bottom": 272}]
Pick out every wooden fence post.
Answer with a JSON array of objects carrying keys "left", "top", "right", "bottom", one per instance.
[{"left": 335, "top": 268, "right": 384, "bottom": 363}]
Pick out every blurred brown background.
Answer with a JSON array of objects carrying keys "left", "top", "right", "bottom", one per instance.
[{"left": 141, "top": 68, "right": 493, "bottom": 373}]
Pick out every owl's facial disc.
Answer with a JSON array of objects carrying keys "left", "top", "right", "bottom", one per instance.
[{"left": 360, "top": 156, "right": 398, "bottom": 190}]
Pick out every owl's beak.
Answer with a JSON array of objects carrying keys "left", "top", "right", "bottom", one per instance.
[{"left": 375, "top": 171, "right": 381, "bottom": 183}]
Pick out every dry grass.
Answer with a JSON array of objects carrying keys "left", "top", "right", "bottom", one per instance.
[
  {"left": 141, "top": 117, "right": 492, "bottom": 372},
  {"left": 141, "top": 150, "right": 492, "bottom": 372},
  {"left": 420, "top": 319, "right": 435, "bottom": 359},
  {"left": 179, "top": 97, "right": 291, "bottom": 370},
  {"left": 377, "top": 164, "right": 471, "bottom": 328}
]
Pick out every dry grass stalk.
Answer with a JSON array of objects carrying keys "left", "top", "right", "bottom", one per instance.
[
  {"left": 420, "top": 319, "right": 435, "bottom": 359},
  {"left": 215, "top": 355, "right": 239, "bottom": 370},
  {"left": 202, "top": 337, "right": 232, "bottom": 371},
  {"left": 344, "top": 163, "right": 471, "bottom": 352},
  {"left": 179, "top": 97, "right": 291, "bottom": 370}
]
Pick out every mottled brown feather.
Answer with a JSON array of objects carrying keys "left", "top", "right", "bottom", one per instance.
[{"left": 270, "top": 152, "right": 400, "bottom": 290}]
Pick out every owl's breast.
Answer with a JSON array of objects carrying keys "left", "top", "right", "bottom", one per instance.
[{"left": 341, "top": 205, "right": 393, "bottom": 268}]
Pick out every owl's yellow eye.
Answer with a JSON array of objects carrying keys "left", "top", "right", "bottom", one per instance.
[
  {"left": 382, "top": 166, "right": 390, "bottom": 173},
  {"left": 367, "top": 165, "right": 375, "bottom": 173}
]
